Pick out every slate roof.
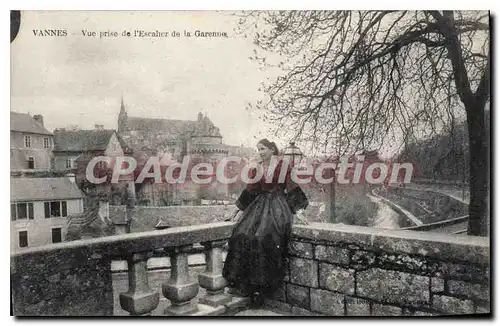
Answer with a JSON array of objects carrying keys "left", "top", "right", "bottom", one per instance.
[
  {"left": 66, "top": 199, "right": 115, "bottom": 241},
  {"left": 127, "top": 117, "right": 197, "bottom": 136},
  {"left": 53, "top": 129, "right": 130, "bottom": 153},
  {"left": 127, "top": 115, "right": 223, "bottom": 138},
  {"left": 10, "top": 177, "right": 85, "bottom": 202},
  {"left": 191, "top": 115, "right": 223, "bottom": 137},
  {"left": 10, "top": 112, "right": 52, "bottom": 135}
]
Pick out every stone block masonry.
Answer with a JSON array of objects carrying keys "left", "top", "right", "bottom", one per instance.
[
  {"left": 10, "top": 221, "right": 489, "bottom": 316},
  {"left": 11, "top": 222, "right": 235, "bottom": 316},
  {"left": 11, "top": 245, "right": 113, "bottom": 315},
  {"left": 279, "top": 224, "right": 490, "bottom": 316}
]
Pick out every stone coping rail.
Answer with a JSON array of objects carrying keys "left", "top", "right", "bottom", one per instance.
[
  {"left": 11, "top": 221, "right": 241, "bottom": 316},
  {"left": 11, "top": 222, "right": 235, "bottom": 276},
  {"left": 279, "top": 223, "right": 490, "bottom": 316},
  {"left": 12, "top": 221, "right": 490, "bottom": 316},
  {"left": 292, "top": 223, "right": 489, "bottom": 265}
]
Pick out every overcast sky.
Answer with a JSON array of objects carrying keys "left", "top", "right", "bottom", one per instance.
[{"left": 11, "top": 11, "right": 282, "bottom": 148}]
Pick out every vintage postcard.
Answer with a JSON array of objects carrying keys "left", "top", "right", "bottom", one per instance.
[{"left": 10, "top": 10, "right": 490, "bottom": 317}]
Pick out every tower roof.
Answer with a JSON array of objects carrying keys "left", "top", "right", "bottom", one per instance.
[
  {"left": 193, "top": 114, "right": 222, "bottom": 138},
  {"left": 120, "top": 96, "right": 125, "bottom": 112}
]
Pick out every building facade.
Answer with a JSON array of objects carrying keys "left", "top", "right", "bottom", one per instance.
[
  {"left": 117, "top": 99, "right": 257, "bottom": 205},
  {"left": 10, "top": 177, "right": 84, "bottom": 252},
  {"left": 10, "top": 112, "right": 53, "bottom": 174},
  {"left": 53, "top": 127, "right": 128, "bottom": 172}
]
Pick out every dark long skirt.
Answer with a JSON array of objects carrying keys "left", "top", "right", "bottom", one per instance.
[{"left": 222, "top": 192, "right": 293, "bottom": 296}]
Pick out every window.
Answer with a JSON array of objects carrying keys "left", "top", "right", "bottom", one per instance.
[
  {"left": 11, "top": 203, "right": 34, "bottom": 221},
  {"left": 24, "top": 135, "right": 31, "bottom": 148},
  {"left": 52, "top": 228, "right": 62, "bottom": 243},
  {"left": 11, "top": 204, "right": 16, "bottom": 221},
  {"left": 96, "top": 161, "right": 107, "bottom": 170},
  {"left": 66, "top": 158, "right": 72, "bottom": 169},
  {"left": 19, "top": 231, "right": 28, "bottom": 248},
  {"left": 17, "top": 203, "right": 27, "bottom": 219},
  {"left": 44, "top": 201, "right": 67, "bottom": 218},
  {"left": 27, "top": 157, "right": 35, "bottom": 169},
  {"left": 43, "top": 137, "right": 50, "bottom": 148}
]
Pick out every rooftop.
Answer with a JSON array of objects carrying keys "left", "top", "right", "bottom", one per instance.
[
  {"left": 127, "top": 117, "right": 197, "bottom": 136},
  {"left": 10, "top": 112, "right": 52, "bottom": 135},
  {"left": 10, "top": 177, "right": 85, "bottom": 202},
  {"left": 53, "top": 129, "right": 129, "bottom": 153},
  {"left": 125, "top": 113, "right": 222, "bottom": 139}
]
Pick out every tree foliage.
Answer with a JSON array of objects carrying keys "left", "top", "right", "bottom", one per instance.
[
  {"left": 237, "top": 10, "right": 489, "bottom": 155},
  {"left": 399, "top": 121, "right": 469, "bottom": 181},
  {"left": 236, "top": 10, "right": 490, "bottom": 235}
]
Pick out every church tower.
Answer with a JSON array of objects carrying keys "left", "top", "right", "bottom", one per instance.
[
  {"left": 188, "top": 112, "right": 229, "bottom": 201},
  {"left": 117, "top": 96, "right": 128, "bottom": 133}
]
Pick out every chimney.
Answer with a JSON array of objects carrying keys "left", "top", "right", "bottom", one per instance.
[
  {"left": 197, "top": 112, "right": 203, "bottom": 122},
  {"left": 95, "top": 124, "right": 104, "bottom": 130},
  {"left": 33, "top": 114, "right": 44, "bottom": 126},
  {"left": 98, "top": 195, "right": 110, "bottom": 223},
  {"left": 66, "top": 173, "right": 76, "bottom": 183}
]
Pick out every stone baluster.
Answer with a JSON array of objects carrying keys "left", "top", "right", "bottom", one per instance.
[
  {"left": 119, "top": 251, "right": 159, "bottom": 316},
  {"left": 198, "top": 240, "right": 231, "bottom": 307},
  {"left": 162, "top": 245, "right": 200, "bottom": 315}
]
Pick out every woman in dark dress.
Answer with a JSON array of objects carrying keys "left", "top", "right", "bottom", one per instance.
[{"left": 222, "top": 139, "right": 309, "bottom": 306}]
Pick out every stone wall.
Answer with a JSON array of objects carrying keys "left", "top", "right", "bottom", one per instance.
[
  {"left": 126, "top": 205, "right": 234, "bottom": 232},
  {"left": 267, "top": 223, "right": 490, "bottom": 316},
  {"left": 11, "top": 220, "right": 490, "bottom": 317},
  {"left": 11, "top": 222, "right": 235, "bottom": 316},
  {"left": 114, "top": 204, "right": 325, "bottom": 233},
  {"left": 11, "top": 244, "right": 113, "bottom": 316}
]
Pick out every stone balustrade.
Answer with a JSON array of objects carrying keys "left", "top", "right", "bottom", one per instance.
[
  {"left": 11, "top": 221, "right": 490, "bottom": 316},
  {"left": 11, "top": 222, "right": 252, "bottom": 316}
]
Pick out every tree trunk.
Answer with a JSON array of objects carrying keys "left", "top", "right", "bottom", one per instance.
[{"left": 466, "top": 99, "right": 489, "bottom": 236}]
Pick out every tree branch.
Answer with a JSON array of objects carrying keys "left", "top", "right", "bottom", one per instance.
[{"left": 429, "top": 10, "right": 474, "bottom": 105}]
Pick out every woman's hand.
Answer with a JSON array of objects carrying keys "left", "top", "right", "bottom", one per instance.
[
  {"left": 224, "top": 208, "right": 240, "bottom": 222},
  {"left": 294, "top": 210, "right": 309, "bottom": 225}
]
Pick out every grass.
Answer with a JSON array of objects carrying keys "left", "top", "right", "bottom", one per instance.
[{"left": 331, "top": 185, "right": 378, "bottom": 226}]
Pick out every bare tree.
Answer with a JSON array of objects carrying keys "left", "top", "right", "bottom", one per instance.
[{"left": 236, "top": 10, "right": 489, "bottom": 236}]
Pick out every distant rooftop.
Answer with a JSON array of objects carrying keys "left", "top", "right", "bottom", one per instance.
[
  {"left": 10, "top": 177, "right": 84, "bottom": 202},
  {"left": 125, "top": 112, "right": 222, "bottom": 138},
  {"left": 10, "top": 112, "right": 52, "bottom": 135},
  {"left": 127, "top": 117, "right": 197, "bottom": 136},
  {"left": 53, "top": 129, "right": 130, "bottom": 153}
]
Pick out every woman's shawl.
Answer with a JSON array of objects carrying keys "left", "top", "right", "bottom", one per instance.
[{"left": 235, "top": 159, "right": 309, "bottom": 213}]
